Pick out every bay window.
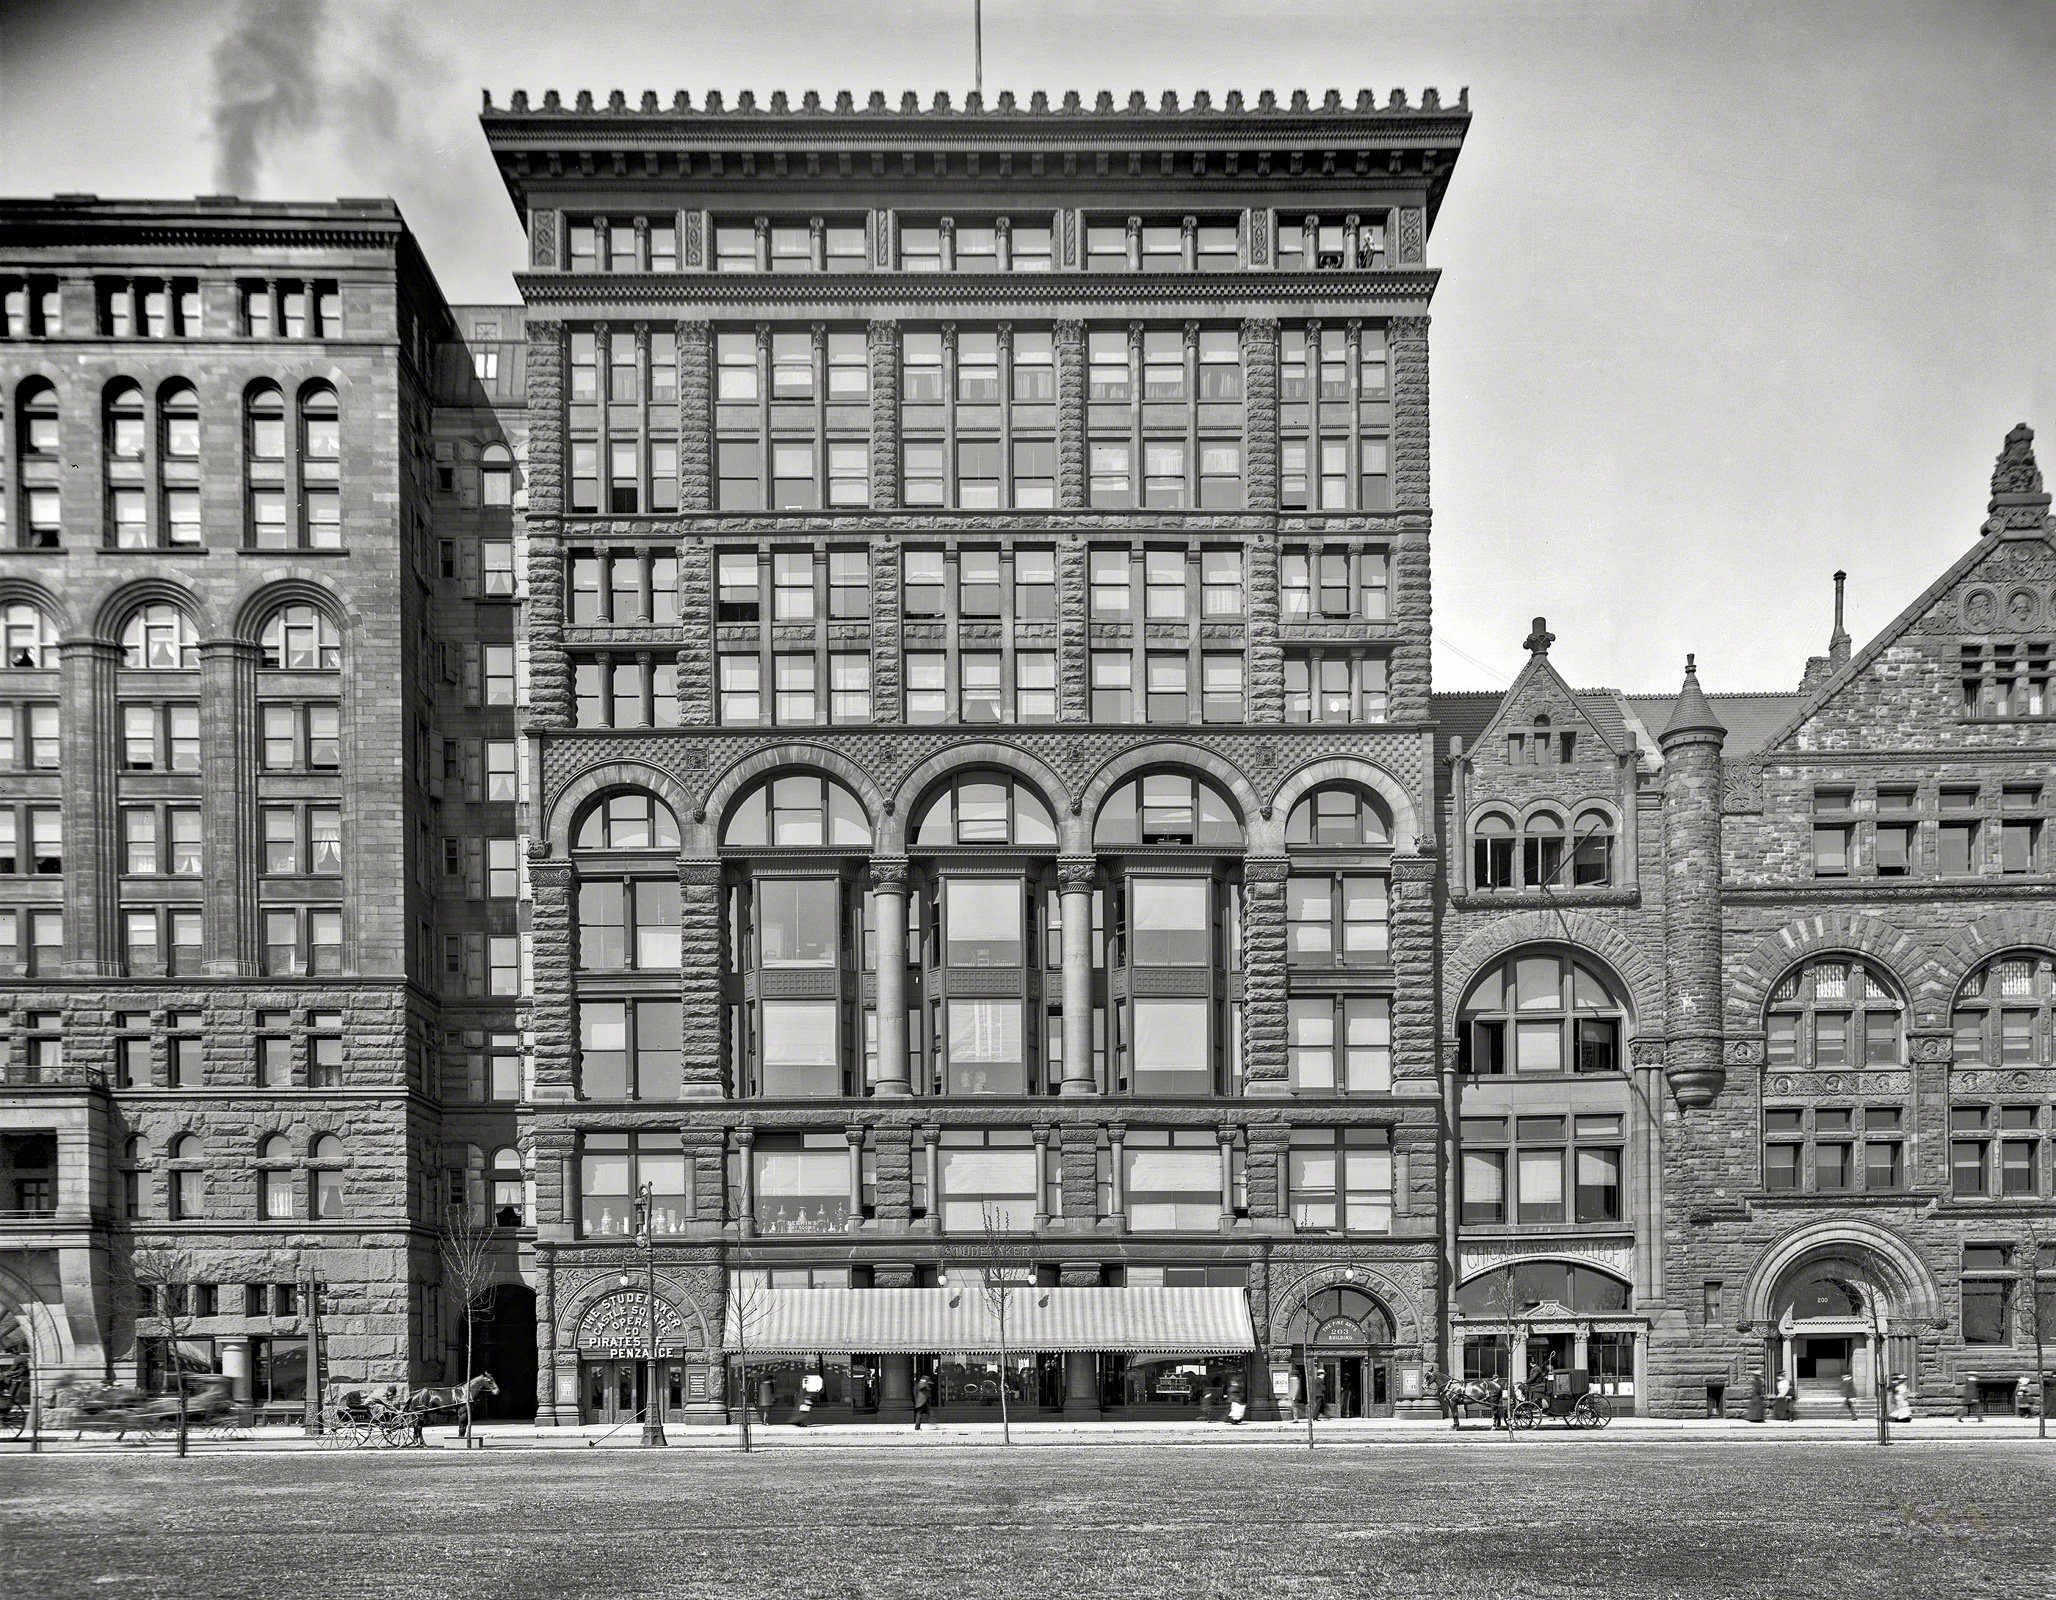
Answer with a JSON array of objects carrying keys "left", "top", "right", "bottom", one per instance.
[
  {"left": 943, "top": 877, "right": 1023, "bottom": 967},
  {"left": 761, "top": 1000, "right": 841, "bottom": 1097},
  {"left": 1123, "top": 1131, "right": 1222, "bottom": 1230},
  {"left": 754, "top": 1133, "right": 855, "bottom": 1233},
  {"left": 1129, "top": 999, "right": 1212, "bottom": 1096},
  {"left": 937, "top": 1129, "right": 1036, "bottom": 1230},
  {"left": 578, "top": 1132, "right": 688, "bottom": 1236},
  {"left": 946, "top": 999, "right": 1025, "bottom": 1095}
]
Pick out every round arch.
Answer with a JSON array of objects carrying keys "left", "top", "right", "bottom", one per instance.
[
  {"left": 546, "top": 759, "right": 697, "bottom": 857},
  {"left": 0, "top": 1258, "right": 79, "bottom": 1380},
  {"left": 694, "top": 743, "right": 886, "bottom": 854},
  {"left": 230, "top": 578, "right": 349, "bottom": 644},
  {"left": 1740, "top": 1219, "right": 1942, "bottom": 1330},
  {"left": 91, "top": 577, "right": 211, "bottom": 644},
  {"left": 891, "top": 742, "right": 1077, "bottom": 853},
  {"left": 557, "top": 1269, "right": 716, "bottom": 1357},
  {"left": 1270, "top": 757, "right": 1420, "bottom": 853},
  {"left": 1442, "top": 916, "right": 1661, "bottom": 1043},
  {"left": 1729, "top": 911, "right": 1937, "bottom": 1032},
  {"left": 1267, "top": 1263, "right": 1423, "bottom": 1350},
  {"left": 1077, "top": 742, "right": 1261, "bottom": 841},
  {"left": 1937, "top": 910, "right": 2056, "bottom": 1002},
  {"left": 0, "top": 576, "right": 74, "bottom": 637},
  {"left": 1454, "top": 1255, "right": 1634, "bottom": 1303}
]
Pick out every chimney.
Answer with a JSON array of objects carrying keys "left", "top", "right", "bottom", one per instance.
[{"left": 1829, "top": 570, "right": 1851, "bottom": 669}]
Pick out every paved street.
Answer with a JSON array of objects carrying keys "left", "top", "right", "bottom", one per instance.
[{"left": 2, "top": 1439, "right": 2050, "bottom": 1599}]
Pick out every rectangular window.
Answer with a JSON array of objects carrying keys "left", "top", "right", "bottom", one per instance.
[
  {"left": 904, "top": 653, "right": 946, "bottom": 724},
  {"left": 1090, "top": 652, "right": 1133, "bottom": 723},
  {"left": 1289, "top": 1129, "right": 1392, "bottom": 1233},
  {"left": 1123, "top": 1132, "right": 1222, "bottom": 1230},
  {"left": 944, "top": 877, "right": 1023, "bottom": 967},
  {"left": 829, "top": 652, "right": 871, "bottom": 723},
  {"left": 902, "top": 549, "right": 946, "bottom": 617},
  {"left": 946, "top": 999, "right": 1025, "bottom": 1095},
  {"left": 1130, "top": 998, "right": 1211, "bottom": 1095},
  {"left": 1089, "top": 549, "right": 1132, "bottom": 620}
]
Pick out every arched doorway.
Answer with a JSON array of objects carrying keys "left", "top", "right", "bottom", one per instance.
[
  {"left": 471, "top": 1284, "right": 537, "bottom": 1421},
  {"left": 1280, "top": 1284, "right": 1398, "bottom": 1418},
  {"left": 1766, "top": 1254, "right": 1910, "bottom": 1416}
]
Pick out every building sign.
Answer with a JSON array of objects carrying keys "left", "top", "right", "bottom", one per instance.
[
  {"left": 575, "top": 1292, "right": 692, "bottom": 1356},
  {"left": 1458, "top": 1239, "right": 1633, "bottom": 1282}
]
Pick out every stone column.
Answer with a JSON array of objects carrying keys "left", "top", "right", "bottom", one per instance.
[
  {"left": 1240, "top": 859, "right": 1289, "bottom": 1095},
  {"left": 1245, "top": 528, "right": 1283, "bottom": 723},
  {"left": 1217, "top": 1128, "right": 1236, "bottom": 1228},
  {"left": 676, "top": 541, "right": 715, "bottom": 725},
  {"left": 1032, "top": 1125, "right": 1052, "bottom": 1230},
  {"left": 1106, "top": 1126, "right": 1127, "bottom": 1234},
  {"left": 867, "top": 319, "right": 900, "bottom": 508},
  {"left": 846, "top": 1127, "right": 865, "bottom": 1228},
  {"left": 1058, "top": 858, "right": 1098, "bottom": 1096},
  {"left": 524, "top": 319, "right": 565, "bottom": 517},
  {"left": 676, "top": 319, "right": 712, "bottom": 510},
  {"left": 1448, "top": 741, "right": 1470, "bottom": 896},
  {"left": 198, "top": 639, "right": 260, "bottom": 974},
  {"left": 58, "top": 639, "right": 120, "bottom": 976},
  {"left": 526, "top": 854, "right": 577, "bottom": 1101},
  {"left": 1056, "top": 534, "right": 1089, "bottom": 722},
  {"left": 869, "top": 860, "right": 911, "bottom": 1096},
  {"left": 919, "top": 1127, "right": 940, "bottom": 1235},
  {"left": 734, "top": 1127, "right": 756, "bottom": 1238},
  {"left": 1388, "top": 315, "right": 1430, "bottom": 514},
  {"left": 1240, "top": 316, "right": 1279, "bottom": 509},
  {"left": 1389, "top": 856, "right": 1439, "bottom": 1094},
  {"left": 1054, "top": 319, "right": 1087, "bottom": 510},
  {"left": 525, "top": 533, "right": 572, "bottom": 729},
  {"left": 220, "top": 1334, "right": 253, "bottom": 1422},
  {"left": 679, "top": 859, "right": 727, "bottom": 1097},
  {"left": 1657, "top": 660, "right": 1728, "bottom": 1107}
]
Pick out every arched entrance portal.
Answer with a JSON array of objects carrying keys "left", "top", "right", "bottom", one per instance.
[
  {"left": 1281, "top": 1285, "right": 1398, "bottom": 1418},
  {"left": 472, "top": 1284, "right": 537, "bottom": 1421},
  {"left": 1749, "top": 1225, "right": 1939, "bottom": 1418}
]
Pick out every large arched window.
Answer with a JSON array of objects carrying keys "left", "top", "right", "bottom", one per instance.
[
  {"left": 309, "top": 1134, "right": 348, "bottom": 1219},
  {"left": 1286, "top": 784, "right": 1392, "bottom": 847},
  {"left": 1459, "top": 949, "right": 1626, "bottom": 1075},
  {"left": 260, "top": 604, "right": 340, "bottom": 669},
  {"left": 245, "top": 383, "right": 287, "bottom": 547},
  {"left": 158, "top": 383, "right": 201, "bottom": 547},
  {"left": 911, "top": 771, "right": 1056, "bottom": 846},
  {"left": 574, "top": 790, "right": 681, "bottom": 851},
  {"left": 257, "top": 1134, "right": 295, "bottom": 1220},
  {"left": 720, "top": 772, "right": 871, "bottom": 847},
  {"left": 121, "top": 602, "right": 197, "bottom": 669},
  {"left": 17, "top": 380, "right": 61, "bottom": 549},
  {"left": 1093, "top": 770, "right": 1244, "bottom": 848},
  {"left": 1570, "top": 809, "right": 1614, "bottom": 887},
  {"left": 1471, "top": 811, "right": 1515, "bottom": 889},
  {"left": 1765, "top": 957, "right": 1903, "bottom": 1069},
  {"left": 2, "top": 601, "right": 56, "bottom": 668},
  {"left": 1952, "top": 951, "right": 2055, "bottom": 1067},
  {"left": 299, "top": 384, "right": 340, "bottom": 547}
]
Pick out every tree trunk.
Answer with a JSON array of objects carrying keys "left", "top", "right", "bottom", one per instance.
[
  {"left": 174, "top": 1365, "right": 189, "bottom": 1459},
  {"left": 997, "top": 1313, "right": 1011, "bottom": 1446},
  {"left": 464, "top": 1305, "right": 476, "bottom": 1449}
]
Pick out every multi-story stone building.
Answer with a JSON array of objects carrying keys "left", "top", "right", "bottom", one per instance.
[{"left": 2, "top": 89, "right": 2050, "bottom": 1430}]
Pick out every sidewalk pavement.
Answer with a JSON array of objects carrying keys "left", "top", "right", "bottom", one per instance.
[{"left": 6, "top": 1414, "right": 2051, "bottom": 1453}]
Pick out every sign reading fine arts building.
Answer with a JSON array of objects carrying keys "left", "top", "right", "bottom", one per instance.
[{"left": 576, "top": 1291, "right": 692, "bottom": 1357}]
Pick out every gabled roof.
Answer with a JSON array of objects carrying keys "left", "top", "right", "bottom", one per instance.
[{"left": 1441, "top": 619, "right": 1625, "bottom": 764}]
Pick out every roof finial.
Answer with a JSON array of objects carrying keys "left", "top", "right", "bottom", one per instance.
[
  {"left": 1523, "top": 616, "right": 1554, "bottom": 656},
  {"left": 1986, "top": 422, "right": 2051, "bottom": 537}
]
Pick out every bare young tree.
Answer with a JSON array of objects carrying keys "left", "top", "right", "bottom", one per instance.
[
  {"left": 724, "top": 1270, "right": 774, "bottom": 1453},
  {"left": 1487, "top": 1262, "right": 1530, "bottom": 1440},
  {"left": 2025, "top": 1215, "right": 2054, "bottom": 1441},
  {"left": 436, "top": 1197, "right": 501, "bottom": 1448},
  {"left": 112, "top": 1243, "right": 203, "bottom": 1457},
  {"left": 969, "top": 1201, "right": 1035, "bottom": 1445}
]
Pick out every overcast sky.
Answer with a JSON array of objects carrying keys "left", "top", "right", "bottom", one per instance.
[{"left": 3, "top": 0, "right": 2050, "bottom": 694}]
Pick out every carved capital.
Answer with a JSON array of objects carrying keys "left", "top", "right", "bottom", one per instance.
[
  {"left": 868, "top": 858, "right": 912, "bottom": 893},
  {"left": 1056, "top": 858, "right": 1099, "bottom": 895}
]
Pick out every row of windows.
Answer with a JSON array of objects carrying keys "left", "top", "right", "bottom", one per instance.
[
  {"left": 1761, "top": 1101, "right": 2055, "bottom": 1200},
  {"left": 567, "top": 210, "right": 1394, "bottom": 276},
  {"left": 1460, "top": 1113, "right": 1626, "bottom": 1225},
  {"left": 1471, "top": 809, "right": 1617, "bottom": 890},
  {"left": 104, "top": 1008, "right": 344, "bottom": 1089},
  {"left": 1812, "top": 782, "right": 2048, "bottom": 877},
  {"left": 0, "top": 905, "right": 347, "bottom": 977},
  {"left": 132, "top": 1132, "right": 353, "bottom": 1222},
  {"left": 5, "top": 380, "right": 341, "bottom": 551},
  {"left": 577, "top": 1123, "right": 1391, "bottom": 1239},
  {"left": 0, "top": 601, "right": 340, "bottom": 671}
]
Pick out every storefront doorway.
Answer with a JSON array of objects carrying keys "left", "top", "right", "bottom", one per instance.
[
  {"left": 582, "top": 1358, "right": 642, "bottom": 1425},
  {"left": 1310, "top": 1353, "right": 1391, "bottom": 1418}
]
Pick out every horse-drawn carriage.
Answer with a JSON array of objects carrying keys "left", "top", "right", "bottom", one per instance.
[
  {"left": 320, "top": 1374, "right": 497, "bottom": 1448},
  {"left": 1440, "top": 1368, "right": 1614, "bottom": 1430},
  {"left": 0, "top": 1350, "right": 31, "bottom": 1440},
  {"left": 44, "top": 1374, "right": 248, "bottom": 1442}
]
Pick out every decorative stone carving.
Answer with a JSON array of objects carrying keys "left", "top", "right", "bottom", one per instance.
[
  {"left": 531, "top": 210, "right": 557, "bottom": 267},
  {"left": 1397, "top": 208, "right": 1425, "bottom": 264},
  {"left": 1458, "top": 1238, "right": 1632, "bottom": 1282},
  {"left": 1720, "top": 758, "right": 1764, "bottom": 814}
]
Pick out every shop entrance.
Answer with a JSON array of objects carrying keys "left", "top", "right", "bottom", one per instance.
[
  {"left": 1309, "top": 1352, "right": 1392, "bottom": 1418},
  {"left": 582, "top": 1358, "right": 641, "bottom": 1425}
]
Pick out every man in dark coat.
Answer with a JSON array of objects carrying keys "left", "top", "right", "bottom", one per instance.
[{"left": 912, "top": 1374, "right": 933, "bottom": 1430}]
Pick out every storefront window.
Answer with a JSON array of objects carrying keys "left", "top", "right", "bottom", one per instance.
[
  {"left": 754, "top": 1134, "right": 853, "bottom": 1233},
  {"left": 579, "top": 1131, "right": 689, "bottom": 1235},
  {"left": 253, "top": 1336, "right": 308, "bottom": 1406}
]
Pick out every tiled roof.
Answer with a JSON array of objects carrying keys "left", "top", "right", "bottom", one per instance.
[
  {"left": 1623, "top": 693, "right": 1803, "bottom": 758},
  {"left": 1429, "top": 690, "right": 1635, "bottom": 760},
  {"left": 483, "top": 87, "right": 1468, "bottom": 119}
]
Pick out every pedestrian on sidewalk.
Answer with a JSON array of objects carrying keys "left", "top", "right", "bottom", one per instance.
[
  {"left": 1225, "top": 1376, "right": 1247, "bottom": 1425},
  {"left": 1838, "top": 1369, "right": 1856, "bottom": 1419},
  {"left": 912, "top": 1374, "right": 933, "bottom": 1431},
  {"left": 1960, "top": 1374, "right": 1982, "bottom": 1422}
]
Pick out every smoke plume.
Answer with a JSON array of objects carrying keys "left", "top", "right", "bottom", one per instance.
[{"left": 209, "top": 0, "right": 325, "bottom": 195}]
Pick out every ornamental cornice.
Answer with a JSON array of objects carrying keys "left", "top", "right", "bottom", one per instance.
[
  {"left": 512, "top": 269, "right": 1442, "bottom": 309},
  {"left": 553, "top": 509, "right": 1414, "bottom": 536}
]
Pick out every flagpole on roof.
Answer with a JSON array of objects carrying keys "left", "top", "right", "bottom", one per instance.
[{"left": 975, "top": 0, "right": 984, "bottom": 98}]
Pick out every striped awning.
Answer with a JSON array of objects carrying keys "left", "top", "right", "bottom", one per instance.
[{"left": 722, "top": 1286, "right": 1256, "bottom": 1356}]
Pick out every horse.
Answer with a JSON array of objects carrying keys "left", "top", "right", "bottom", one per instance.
[
  {"left": 401, "top": 1373, "right": 499, "bottom": 1441},
  {"left": 1439, "top": 1376, "right": 1507, "bottom": 1430}
]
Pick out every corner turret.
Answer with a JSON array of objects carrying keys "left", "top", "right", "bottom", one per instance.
[{"left": 1658, "top": 656, "right": 1726, "bottom": 1108}]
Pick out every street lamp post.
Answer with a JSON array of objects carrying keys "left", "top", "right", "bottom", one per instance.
[{"left": 635, "top": 1183, "right": 666, "bottom": 1447}]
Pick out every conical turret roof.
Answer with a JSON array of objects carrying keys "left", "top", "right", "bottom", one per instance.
[{"left": 1659, "top": 654, "right": 1726, "bottom": 743}]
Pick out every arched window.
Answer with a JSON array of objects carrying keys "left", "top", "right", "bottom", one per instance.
[
  {"left": 574, "top": 790, "right": 682, "bottom": 851},
  {"left": 480, "top": 442, "right": 514, "bottom": 508},
  {"left": 911, "top": 771, "right": 1057, "bottom": 846},
  {"left": 167, "top": 1133, "right": 204, "bottom": 1220},
  {"left": 119, "top": 1134, "right": 147, "bottom": 1220},
  {"left": 1093, "top": 771, "right": 1244, "bottom": 848},
  {"left": 260, "top": 604, "right": 340, "bottom": 669},
  {"left": 1571, "top": 809, "right": 1615, "bottom": 887},
  {"left": 258, "top": 1135, "right": 295, "bottom": 1221},
  {"left": 309, "top": 1134, "right": 348, "bottom": 1219},
  {"left": 158, "top": 384, "right": 201, "bottom": 548},
  {"left": 1282, "top": 1284, "right": 1396, "bottom": 1347},
  {"left": 17, "top": 381, "right": 61, "bottom": 549},
  {"left": 2, "top": 601, "right": 56, "bottom": 668},
  {"left": 1522, "top": 810, "right": 1565, "bottom": 888},
  {"left": 245, "top": 384, "right": 287, "bottom": 547},
  {"left": 1766, "top": 957, "right": 1903, "bottom": 1069},
  {"left": 1460, "top": 950, "right": 1626, "bottom": 1075},
  {"left": 1472, "top": 811, "right": 1515, "bottom": 889},
  {"left": 721, "top": 772, "right": 871, "bottom": 847},
  {"left": 1952, "top": 951, "right": 2056, "bottom": 1067},
  {"left": 299, "top": 384, "right": 340, "bottom": 547},
  {"left": 104, "top": 382, "right": 147, "bottom": 548},
  {"left": 1286, "top": 784, "right": 1392, "bottom": 847},
  {"left": 491, "top": 1146, "right": 525, "bottom": 1226},
  {"left": 1455, "top": 1262, "right": 1630, "bottom": 1316},
  {"left": 121, "top": 602, "right": 197, "bottom": 669}
]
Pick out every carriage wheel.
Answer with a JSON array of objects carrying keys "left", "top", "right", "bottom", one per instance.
[
  {"left": 1583, "top": 1393, "right": 1613, "bottom": 1429},
  {"left": 0, "top": 1400, "right": 24, "bottom": 1441},
  {"left": 1511, "top": 1400, "right": 1542, "bottom": 1430}
]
